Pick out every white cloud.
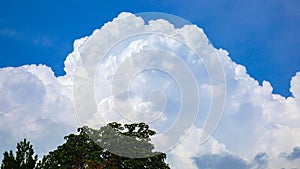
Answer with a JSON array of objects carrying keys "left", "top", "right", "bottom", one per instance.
[
  {"left": 87, "top": 96, "right": 167, "bottom": 129},
  {"left": 1, "top": 12, "right": 300, "bottom": 169},
  {"left": 167, "top": 127, "right": 228, "bottom": 169},
  {"left": 0, "top": 65, "right": 77, "bottom": 156},
  {"left": 291, "top": 72, "right": 300, "bottom": 99}
]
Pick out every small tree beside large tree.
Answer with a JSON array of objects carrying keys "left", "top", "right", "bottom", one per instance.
[{"left": 1, "top": 122, "right": 170, "bottom": 169}]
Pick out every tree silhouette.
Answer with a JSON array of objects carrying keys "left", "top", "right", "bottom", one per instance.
[
  {"left": 1, "top": 122, "right": 170, "bottom": 169},
  {"left": 38, "top": 122, "right": 170, "bottom": 169},
  {"left": 1, "top": 139, "right": 38, "bottom": 169}
]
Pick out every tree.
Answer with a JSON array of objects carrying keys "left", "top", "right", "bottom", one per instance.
[
  {"left": 39, "top": 122, "right": 170, "bottom": 169},
  {"left": 1, "top": 139, "right": 38, "bottom": 169},
  {"left": 1, "top": 122, "right": 170, "bottom": 169}
]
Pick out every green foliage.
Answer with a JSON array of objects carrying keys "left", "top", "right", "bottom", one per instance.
[
  {"left": 1, "top": 139, "right": 38, "bottom": 169},
  {"left": 36, "top": 127, "right": 104, "bottom": 169},
  {"left": 1, "top": 122, "right": 170, "bottom": 169},
  {"left": 39, "top": 122, "right": 170, "bottom": 169}
]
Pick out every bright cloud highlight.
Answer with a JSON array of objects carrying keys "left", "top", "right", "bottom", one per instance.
[{"left": 0, "top": 12, "right": 299, "bottom": 168}]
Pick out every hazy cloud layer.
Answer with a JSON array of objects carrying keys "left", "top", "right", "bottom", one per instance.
[{"left": 1, "top": 13, "right": 300, "bottom": 168}]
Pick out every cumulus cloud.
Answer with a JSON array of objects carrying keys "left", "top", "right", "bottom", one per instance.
[
  {"left": 279, "top": 146, "right": 300, "bottom": 168},
  {"left": 194, "top": 152, "right": 270, "bottom": 169},
  {"left": 167, "top": 127, "right": 228, "bottom": 169},
  {"left": 286, "top": 147, "right": 300, "bottom": 161},
  {"left": 0, "top": 65, "right": 78, "bottom": 157},
  {"left": 253, "top": 153, "right": 268, "bottom": 169},
  {"left": 291, "top": 72, "right": 300, "bottom": 99},
  {"left": 1, "top": 12, "right": 300, "bottom": 169},
  {"left": 195, "top": 154, "right": 249, "bottom": 169}
]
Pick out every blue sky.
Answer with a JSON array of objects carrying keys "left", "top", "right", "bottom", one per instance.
[
  {"left": 1, "top": 1, "right": 300, "bottom": 168},
  {"left": 0, "top": 0, "right": 300, "bottom": 97}
]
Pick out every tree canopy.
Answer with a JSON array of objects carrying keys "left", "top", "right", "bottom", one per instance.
[
  {"left": 1, "top": 122, "right": 170, "bottom": 169},
  {"left": 1, "top": 139, "right": 38, "bottom": 169}
]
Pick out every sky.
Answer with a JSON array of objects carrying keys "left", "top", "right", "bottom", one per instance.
[
  {"left": 1, "top": 1, "right": 300, "bottom": 169},
  {"left": 0, "top": 0, "right": 300, "bottom": 97}
]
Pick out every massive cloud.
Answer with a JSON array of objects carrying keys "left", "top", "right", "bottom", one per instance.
[
  {"left": 0, "top": 12, "right": 300, "bottom": 168},
  {"left": 0, "top": 65, "right": 77, "bottom": 156}
]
